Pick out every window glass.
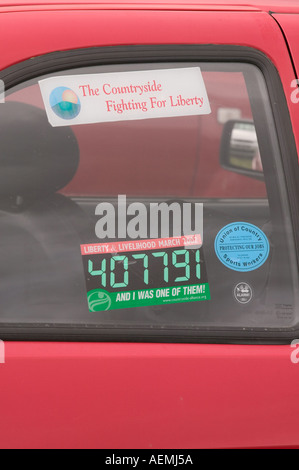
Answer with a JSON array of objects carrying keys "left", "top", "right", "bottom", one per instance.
[{"left": 0, "top": 60, "right": 297, "bottom": 338}]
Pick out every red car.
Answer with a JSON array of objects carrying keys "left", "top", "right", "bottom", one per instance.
[{"left": 0, "top": 0, "right": 298, "bottom": 449}]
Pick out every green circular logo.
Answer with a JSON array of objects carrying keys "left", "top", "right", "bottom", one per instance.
[{"left": 87, "top": 289, "right": 112, "bottom": 312}]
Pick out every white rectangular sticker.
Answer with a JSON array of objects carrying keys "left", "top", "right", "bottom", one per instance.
[{"left": 39, "top": 68, "right": 211, "bottom": 127}]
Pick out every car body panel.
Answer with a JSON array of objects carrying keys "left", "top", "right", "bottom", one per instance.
[
  {"left": 1, "top": 342, "right": 298, "bottom": 449},
  {"left": 0, "top": 3, "right": 298, "bottom": 449},
  {"left": 1, "top": 1, "right": 299, "bottom": 14},
  {"left": 273, "top": 14, "right": 299, "bottom": 77}
]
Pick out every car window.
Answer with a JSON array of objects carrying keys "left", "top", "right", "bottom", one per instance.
[{"left": 0, "top": 53, "right": 297, "bottom": 341}]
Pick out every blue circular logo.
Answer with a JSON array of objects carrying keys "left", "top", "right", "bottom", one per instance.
[
  {"left": 214, "top": 222, "right": 270, "bottom": 272},
  {"left": 49, "top": 86, "right": 81, "bottom": 120}
]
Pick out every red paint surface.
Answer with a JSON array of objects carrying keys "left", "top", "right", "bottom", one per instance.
[
  {"left": 273, "top": 14, "right": 299, "bottom": 158},
  {"left": 274, "top": 14, "right": 299, "bottom": 77},
  {"left": 0, "top": 6, "right": 298, "bottom": 448},
  {"left": 1, "top": 342, "right": 299, "bottom": 449},
  {"left": 1, "top": 1, "right": 299, "bottom": 14}
]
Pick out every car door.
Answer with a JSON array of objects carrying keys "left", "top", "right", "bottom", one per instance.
[{"left": 0, "top": 5, "right": 298, "bottom": 449}]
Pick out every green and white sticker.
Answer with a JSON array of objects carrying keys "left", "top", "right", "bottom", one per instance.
[{"left": 81, "top": 235, "right": 210, "bottom": 312}]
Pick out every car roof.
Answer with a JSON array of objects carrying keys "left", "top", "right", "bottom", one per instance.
[{"left": 0, "top": 0, "right": 299, "bottom": 14}]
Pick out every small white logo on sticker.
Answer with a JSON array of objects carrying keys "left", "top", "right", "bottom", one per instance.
[{"left": 234, "top": 282, "right": 253, "bottom": 304}]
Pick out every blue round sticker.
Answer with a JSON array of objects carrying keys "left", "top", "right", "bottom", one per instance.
[{"left": 214, "top": 222, "right": 270, "bottom": 272}]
